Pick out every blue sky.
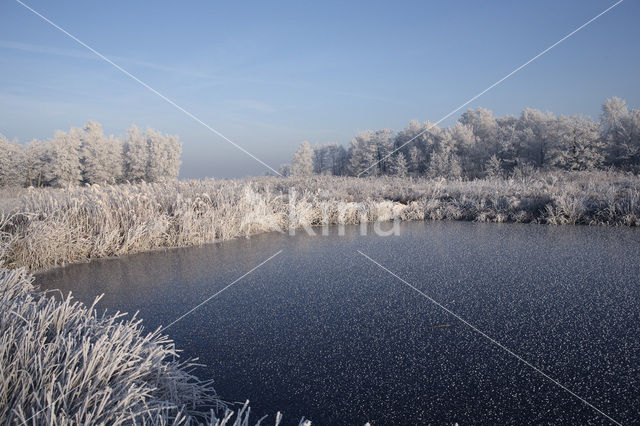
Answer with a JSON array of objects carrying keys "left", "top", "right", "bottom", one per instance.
[{"left": 0, "top": 0, "right": 638, "bottom": 178}]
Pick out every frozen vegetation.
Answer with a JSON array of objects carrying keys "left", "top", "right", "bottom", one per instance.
[
  {"left": 1, "top": 97, "right": 638, "bottom": 190},
  {"left": 1, "top": 171, "right": 639, "bottom": 272},
  {"left": 286, "top": 97, "right": 640, "bottom": 178},
  {"left": 0, "top": 121, "right": 182, "bottom": 188},
  {"left": 0, "top": 267, "right": 216, "bottom": 425}
]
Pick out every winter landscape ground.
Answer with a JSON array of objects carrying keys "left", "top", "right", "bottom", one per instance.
[{"left": 0, "top": 169, "right": 639, "bottom": 423}]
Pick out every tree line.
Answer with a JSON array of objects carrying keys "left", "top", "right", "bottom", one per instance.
[
  {"left": 0, "top": 121, "right": 182, "bottom": 187},
  {"left": 285, "top": 97, "right": 640, "bottom": 178}
]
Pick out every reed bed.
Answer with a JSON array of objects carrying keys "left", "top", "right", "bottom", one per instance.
[{"left": 1, "top": 170, "right": 639, "bottom": 272}]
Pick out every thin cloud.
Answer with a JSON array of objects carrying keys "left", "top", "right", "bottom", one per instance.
[
  {"left": 0, "top": 39, "right": 93, "bottom": 60},
  {"left": 0, "top": 39, "right": 213, "bottom": 79}
]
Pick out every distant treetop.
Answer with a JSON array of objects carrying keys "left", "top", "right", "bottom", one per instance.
[{"left": 0, "top": 122, "right": 182, "bottom": 188}]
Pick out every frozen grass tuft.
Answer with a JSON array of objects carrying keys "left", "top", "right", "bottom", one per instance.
[{"left": 0, "top": 265, "right": 217, "bottom": 424}]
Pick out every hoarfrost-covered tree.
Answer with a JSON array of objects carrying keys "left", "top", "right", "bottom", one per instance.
[
  {"left": 405, "top": 121, "right": 442, "bottom": 175},
  {"left": 0, "top": 135, "right": 24, "bottom": 187},
  {"left": 279, "top": 164, "right": 292, "bottom": 177},
  {"left": 391, "top": 152, "right": 408, "bottom": 177},
  {"left": 459, "top": 107, "right": 498, "bottom": 144},
  {"left": 289, "top": 97, "right": 638, "bottom": 178},
  {"left": 450, "top": 122, "right": 482, "bottom": 178},
  {"left": 106, "top": 134, "right": 124, "bottom": 182},
  {"left": 601, "top": 97, "right": 640, "bottom": 169},
  {"left": 311, "top": 143, "right": 347, "bottom": 175},
  {"left": 450, "top": 122, "right": 475, "bottom": 152},
  {"left": 24, "top": 140, "right": 47, "bottom": 187},
  {"left": 161, "top": 132, "right": 182, "bottom": 180},
  {"left": 494, "top": 115, "right": 520, "bottom": 173},
  {"left": 627, "top": 110, "right": 640, "bottom": 168},
  {"left": 408, "top": 146, "right": 424, "bottom": 176},
  {"left": 312, "top": 143, "right": 345, "bottom": 175},
  {"left": 146, "top": 129, "right": 182, "bottom": 182},
  {"left": 123, "top": 125, "right": 148, "bottom": 182},
  {"left": 312, "top": 144, "right": 327, "bottom": 174},
  {"left": 348, "top": 131, "right": 377, "bottom": 176},
  {"left": 428, "top": 147, "right": 462, "bottom": 179},
  {"left": 0, "top": 121, "right": 182, "bottom": 188},
  {"left": 372, "top": 129, "right": 395, "bottom": 175},
  {"left": 600, "top": 97, "right": 629, "bottom": 139},
  {"left": 79, "top": 121, "right": 122, "bottom": 184},
  {"left": 485, "top": 154, "right": 503, "bottom": 179},
  {"left": 395, "top": 121, "right": 432, "bottom": 175},
  {"left": 44, "top": 131, "right": 82, "bottom": 187},
  {"left": 325, "top": 143, "right": 348, "bottom": 175},
  {"left": 291, "top": 141, "right": 314, "bottom": 176},
  {"left": 516, "top": 109, "right": 556, "bottom": 168},
  {"left": 552, "top": 115, "right": 604, "bottom": 171},
  {"left": 145, "top": 129, "right": 165, "bottom": 182}
]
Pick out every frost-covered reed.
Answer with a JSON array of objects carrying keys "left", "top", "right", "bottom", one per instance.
[
  {"left": 0, "top": 265, "right": 312, "bottom": 425},
  {"left": 1, "top": 170, "right": 639, "bottom": 271},
  {"left": 0, "top": 265, "right": 208, "bottom": 424}
]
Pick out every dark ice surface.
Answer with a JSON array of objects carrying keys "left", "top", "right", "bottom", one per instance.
[{"left": 36, "top": 221, "right": 640, "bottom": 425}]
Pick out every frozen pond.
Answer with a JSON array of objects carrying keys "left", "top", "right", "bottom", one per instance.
[{"left": 36, "top": 221, "right": 640, "bottom": 424}]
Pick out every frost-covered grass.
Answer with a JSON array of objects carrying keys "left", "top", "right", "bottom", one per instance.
[
  {"left": 0, "top": 267, "right": 213, "bottom": 424},
  {"left": 1, "top": 170, "right": 639, "bottom": 271},
  {"left": 0, "top": 264, "right": 312, "bottom": 425}
]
